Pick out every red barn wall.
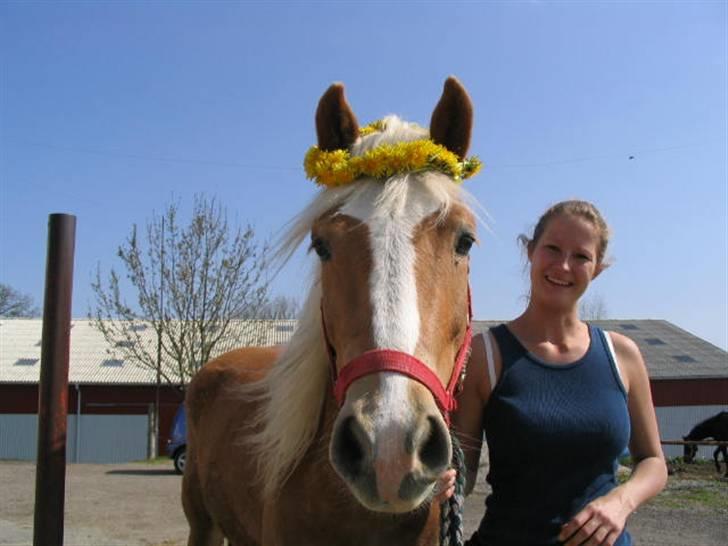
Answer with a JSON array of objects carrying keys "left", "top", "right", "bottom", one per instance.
[
  {"left": 0, "top": 383, "right": 184, "bottom": 455},
  {"left": 4, "top": 377, "right": 728, "bottom": 455},
  {"left": 650, "top": 378, "right": 728, "bottom": 406}
]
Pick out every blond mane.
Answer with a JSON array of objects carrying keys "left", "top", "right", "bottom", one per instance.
[{"left": 241, "top": 116, "right": 480, "bottom": 499}]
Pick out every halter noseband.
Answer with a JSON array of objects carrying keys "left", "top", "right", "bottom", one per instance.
[{"left": 321, "top": 288, "right": 472, "bottom": 423}]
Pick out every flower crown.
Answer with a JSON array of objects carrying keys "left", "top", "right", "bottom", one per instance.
[{"left": 304, "top": 120, "right": 483, "bottom": 188}]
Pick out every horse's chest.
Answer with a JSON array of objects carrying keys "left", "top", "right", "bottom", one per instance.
[{"left": 272, "top": 510, "right": 438, "bottom": 546}]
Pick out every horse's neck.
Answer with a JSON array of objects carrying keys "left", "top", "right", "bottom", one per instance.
[
  {"left": 705, "top": 412, "right": 728, "bottom": 440},
  {"left": 687, "top": 422, "right": 711, "bottom": 440},
  {"left": 687, "top": 416, "right": 725, "bottom": 440}
]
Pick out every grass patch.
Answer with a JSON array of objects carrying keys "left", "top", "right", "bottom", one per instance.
[
  {"left": 648, "top": 458, "right": 728, "bottom": 512},
  {"left": 618, "top": 457, "right": 728, "bottom": 512},
  {"left": 653, "top": 484, "right": 727, "bottom": 511}
]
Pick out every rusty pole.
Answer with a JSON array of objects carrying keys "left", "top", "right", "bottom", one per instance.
[{"left": 33, "top": 213, "right": 76, "bottom": 546}]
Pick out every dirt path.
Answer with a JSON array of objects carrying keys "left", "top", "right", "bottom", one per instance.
[
  {"left": 1, "top": 460, "right": 725, "bottom": 545},
  {"left": 1, "top": 461, "right": 186, "bottom": 546}
]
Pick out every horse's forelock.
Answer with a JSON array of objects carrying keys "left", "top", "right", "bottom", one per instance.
[{"left": 350, "top": 115, "right": 429, "bottom": 156}]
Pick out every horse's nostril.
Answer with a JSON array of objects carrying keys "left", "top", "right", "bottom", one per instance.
[
  {"left": 418, "top": 415, "right": 450, "bottom": 472},
  {"left": 332, "top": 416, "right": 366, "bottom": 479}
]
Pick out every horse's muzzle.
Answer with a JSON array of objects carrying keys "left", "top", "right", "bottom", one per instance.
[{"left": 330, "top": 395, "right": 451, "bottom": 513}]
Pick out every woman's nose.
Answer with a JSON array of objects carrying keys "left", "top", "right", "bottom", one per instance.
[{"left": 557, "top": 255, "right": 571, "bottom": 271}]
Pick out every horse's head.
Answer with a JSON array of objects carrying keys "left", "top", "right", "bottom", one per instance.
[
  {"left": 682, "top": 437, "right": 697, "bottom": 463},
  {"left": 310, "top": 78, "right": 478, "bottom": 513}
]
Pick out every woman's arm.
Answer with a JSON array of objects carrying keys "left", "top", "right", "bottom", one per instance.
[
  {"left": 437, "top": 332, "right": 494, "bottom": 500},
  {"left": 612, "top": 332, "right": 668, "bottom": 511},
  {"left": 560, "top": 332, "right": 667, "bottom": 546}
]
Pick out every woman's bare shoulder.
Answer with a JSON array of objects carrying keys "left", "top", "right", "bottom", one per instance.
[
  {"left": 606, "top": 330, "right": 642, "bottom": 361},
  {"left": 606, "top": 330, "right": 649, "bottom": 390}
]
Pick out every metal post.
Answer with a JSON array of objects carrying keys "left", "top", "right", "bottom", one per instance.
[
  {"left": 75, "top": 384, "right": 81, "bottom": 463},
  {"left": 33, "top": 214, "right": 76, "bottom": 546},
  {"left": 154, "top": 216, "right": 164, "bottom": 459},
  {"left": 147, "top": 403, "right": 155, "bottom": 459}
]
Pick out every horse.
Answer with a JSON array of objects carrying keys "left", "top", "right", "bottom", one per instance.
[
  {"left": 682, "top": 411, "right": 728, "bottom": 477},
  {"left": 181, "top": 77, "right": 482, "bottom": 546}
]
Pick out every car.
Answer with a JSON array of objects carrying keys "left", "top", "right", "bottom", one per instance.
[{"left": 166, "top": 403, "right": 187, "bottom": 474}]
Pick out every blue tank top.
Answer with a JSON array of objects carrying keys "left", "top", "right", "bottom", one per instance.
[{"left": 476, "top": 324, "right": 632, "bottom": 546}]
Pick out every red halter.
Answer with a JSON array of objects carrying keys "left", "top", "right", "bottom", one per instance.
[{"left": 322, "top": 288, "right": 473, "bottom": 423}]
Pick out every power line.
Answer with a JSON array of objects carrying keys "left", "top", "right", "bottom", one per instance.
[
  {"left": 487, "top": 142, "right": 719, "bottom": 170},
  {"left": 4, "top": 137, "right": 722, "bottom": 172},
  {"left": 4, "top": 139, "right": 301, "bottom": 171}
]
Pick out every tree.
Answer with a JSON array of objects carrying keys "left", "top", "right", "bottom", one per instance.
[
  {"left": 580, "top": 292, "right": 609, "bottom": 320},
  {"left": 254, "top": 295, "right": 300, "bottom": 319},
  {"left": 0, "top": 284, "right": 39, "bottom": 317},
  {"left": 90, "top": 195, "right": 271, "bottom": 389}
]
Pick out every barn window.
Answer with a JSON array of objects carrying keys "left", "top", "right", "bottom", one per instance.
[
  {"left": 645, "top": 338, "right": 666, "bottom": 346},
  {"left": 619, "top": 324, "right": 639, "bottom": 330},
  {"left": 129, "top": 324, "right": 148, "bottom": 332},
  {"left": 115, "top": 340, "right": 134, "bottom": 348},
  {"left": 15, "top": 358, "right": 39, "bottom": 366},
  {"left": 275, "top": 325, "right": 294, "bottom": 332},
  {"left": 101, "top": 359, "right": 124, "bottom": 367},
  {"left": 672, "top": 355, "right": 697, "bottom": 364}
]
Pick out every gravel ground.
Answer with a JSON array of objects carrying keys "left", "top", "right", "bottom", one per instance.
[
  {"left": 0, "top": 461, "right": 186, "bottom": 546},
  {"left": 1, "top": 459, "right": 725, "bottom": 545}
]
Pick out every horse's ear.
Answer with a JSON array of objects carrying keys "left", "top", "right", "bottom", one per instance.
[
  {"left": 315, "top": 83, "right": 359, "bottom": 152},
  {"left": 430, "top": 76, "right": 473, "bottom": 159}
]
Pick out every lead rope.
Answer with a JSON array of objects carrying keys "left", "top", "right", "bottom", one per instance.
[{"left": 440, "top": 432, "right": 466, "bottom": 546}]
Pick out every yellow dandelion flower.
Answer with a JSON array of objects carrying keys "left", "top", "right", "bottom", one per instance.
[
  {"left": 303, "top": 124, "right": 483, "bottom": 188},
  {"left": 359, "top": 120, "right": 387, "bottom": 137}
]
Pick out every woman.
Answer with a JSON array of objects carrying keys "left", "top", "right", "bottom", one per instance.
[{"left": 437, "top": 200, "right": 667, "bottom": 546}]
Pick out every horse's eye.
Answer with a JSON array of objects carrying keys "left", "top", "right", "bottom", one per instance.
[
  {"left": 310, "top": 237, "right": 331, "bottom": 261},
  {"left": 455, "top": 232, "right": 475, "bottom": 256}
]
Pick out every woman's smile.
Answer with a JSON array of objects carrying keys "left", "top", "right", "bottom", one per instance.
[{"left": 544, "top": 275, "right": 573, "bottom": 288}]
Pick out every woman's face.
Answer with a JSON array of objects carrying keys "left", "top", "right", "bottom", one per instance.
[{"left": 528, "top": 214, "right": 603, "bottom": 311}]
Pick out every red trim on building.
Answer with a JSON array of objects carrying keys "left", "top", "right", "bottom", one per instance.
[{"left": 651, "top": 378, "right": 728, "bottom": 406}]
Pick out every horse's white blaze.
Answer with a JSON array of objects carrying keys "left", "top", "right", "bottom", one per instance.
[
  {"left": 340, "top": 177, "right": 442, "bottom": 445},
  {"left": 374, "top": 374, "right": 415, "bottom": 480}
]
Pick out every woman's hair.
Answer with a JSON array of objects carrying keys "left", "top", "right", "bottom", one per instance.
[{"left": 518, "top": 200, "right": 611, "bottom": 265}]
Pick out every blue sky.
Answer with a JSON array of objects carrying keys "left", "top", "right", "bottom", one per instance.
[{"left": 1, "top": 1, "right": 726, "bottom": 350}]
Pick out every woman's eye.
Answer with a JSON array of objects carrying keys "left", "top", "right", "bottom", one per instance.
[
  {"left": 455, "top": 232, "right": 475, "bottom": 256},
  {"left": 309, "top": 238, "right": 331, "bottom": 261},
  {"left": 545, "top": 244, "right": 559, "bottom": 253}
]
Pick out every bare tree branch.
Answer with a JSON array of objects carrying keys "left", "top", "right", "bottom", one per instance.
[
  {"left": 580, "top": 292, "right": 609, "bottom": 320},
  {"left": 0, "top": 284, "right": 40, "bottom": 317},
  {"left": 254, "top": 295, "right": 300, "bottom": 319},
  {"left": 89, "top": 195, "right": 272, "bottom": 388}
]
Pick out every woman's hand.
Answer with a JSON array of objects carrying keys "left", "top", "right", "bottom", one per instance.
[
  {"left": 558, "top": 490, "right": 632, "bottom": 546},
  {"left": 433, "top": 468, "right": 457, "bottom": 504}
]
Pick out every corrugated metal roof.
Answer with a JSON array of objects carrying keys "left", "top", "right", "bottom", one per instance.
[
  {"left": 472, "top": 319, "right": 728, "bottom": 380},
  {"left": 1, "top": 318, "right": 725, "bottom": 385},
  {"left": 0, "top": 319, "right": 297, "bottom": 385}
]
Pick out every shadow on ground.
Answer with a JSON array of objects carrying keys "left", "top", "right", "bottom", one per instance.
[{"left": 106, "top": 468, "right": 178, "bottom": 476}]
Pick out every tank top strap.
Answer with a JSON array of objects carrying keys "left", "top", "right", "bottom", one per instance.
[
  {"left": 591, "top": 325, "right": 628, "bottom": 398},
  {"left": 489, "top": 324, "right": 527, "bottom": 372}
]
